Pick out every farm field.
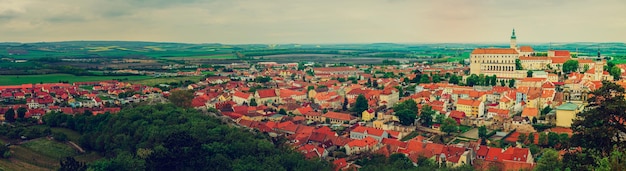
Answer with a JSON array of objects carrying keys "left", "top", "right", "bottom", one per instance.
[
  {"left": 129, "top": 76, "right": 204, "bottom": 86},
  {"left": 0, "top": 74, "right": 152, "bottom": 85},
  {"left": 162, "top": 54, "right": 237, "bottom": 60}
]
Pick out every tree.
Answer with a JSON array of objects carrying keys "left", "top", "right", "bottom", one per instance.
[
  {"left": 534, "top": 149, "right": 562, "bottom": 171},
  {"left": 583, "top": 64, "right": 590, "bottom": 73},
  {"left": 419, "top": 105, "right": 434, "bottom": 127},
  {"left": 352, "top": 94, "right": 369, "bottom": 116},
  {"left": 595, "top": 149, "right": 626, "bottom": 171},
  {"left": 500, "top": 80, "right": 506, "bottom": 87},
  {"left": 527, "top": 70, "right": 534, "bottom": 77},
  {"left": 342, "top": 97, "right": 348, "bottom": 111},
  {"left": 54, "top": 132, "right": 68, "bottom": 142},
  {"left": 4, "top": 108, "right": 15, "bottom": 122},
  {"left": 571, "top": 80, "right": 626, "bottom": 155},
  {"left": 372, "top": 79, "right": 379, "bottom": 88},
  {"left": 562, "top": 60, "right": 579, "bottom": 73},
  {"left": 518, "top": 133, "right": 527, "bottom": 144},
  {"left": 440, "top": 118, "right": 458, "bottom": 136},
  {"left": 538, "top": 133, "right": 548, "bottom": 146},
  {"left": 59, "top": 157, "right": 87, "bottom": 171},
  {"left": 490, "top": 75, "right": 497, "bottom": 86},
  {"left": 249, "top": 98, "right": 257, "bottom": 106},
  {"left": 449, "top": 75, "right": 459, "bottom": 84},
  {"left": 168, "top": 89, "right": 194, "bottom": 108},
  {"left": 527, "top": 133, "right": 535, "bottom": 145},
  {"left": 395, "top": 109, "right": 416, "bottom": 126},
  {"left": 0, "top": 145, "right": 9, "bottom": 158},
  {"left": 515, "top": 59, "right": 523, "bottom": 70},
  {"left": 466, "top": 74, "right": 479, "bottom": 86},
  {"left": 278, "top": 108, "right": 287, "bottom": 115},
  {"left": 478, "top": 126, "right": 487, "bottom": 139},
  {"left": 420, "top": 75, "right": 430, "bottom": 84},
  {"left": 541, "top": 106, "right": 552, "bottom": 115},
  {"left": 432, "top": 74, "right": 441, "bottom": 83},
  {"left": 508, "top": 79, "right": 516, "bottom": 88},
  {"left": 610, "top": 66, "right": 621, "bottom": 80},
  {"left": 16, "top": 107, "right": 27, "bottom": 120}
]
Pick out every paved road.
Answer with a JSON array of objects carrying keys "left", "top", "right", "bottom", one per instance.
[{"left": 460, "top": 128, "right": 479, "bottom": 139}]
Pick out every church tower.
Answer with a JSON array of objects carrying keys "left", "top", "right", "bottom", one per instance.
[{"left": 510, "top": 29, "right": 518, "bottom": 51}]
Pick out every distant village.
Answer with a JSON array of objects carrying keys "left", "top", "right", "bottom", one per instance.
[{"left": 2, "top": 31, "right": 626, "bottom": 170}]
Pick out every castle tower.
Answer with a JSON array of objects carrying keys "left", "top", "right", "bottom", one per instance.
[{"left": 510, "top": 29, "right": 518, "bottom": 51}]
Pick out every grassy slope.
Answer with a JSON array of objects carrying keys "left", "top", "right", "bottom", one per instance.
[{"left": 0, "top": 74, "right": 152, "bottom": 85}]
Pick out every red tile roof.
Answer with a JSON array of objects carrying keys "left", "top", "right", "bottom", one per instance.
[
  {"left": 352, "top": 126, "right": 386, "bottom": 137},
  {"left": 233, "top": 91, "right": 251, "bottom": 99},
  {"left": 471, "top": 48, "right": 519, "bottom": 54},
  {"left": 256, "top": 89, "right": 277, "bottom": 98},
  {"left": 519, "top": 46, "right": 534, "bottom": 52},
  {"left": 521, "top": 107, "right": 539, "bottom": 117},
  {"left": 323, "top": 112, "right": 353, "bottom": 121}
]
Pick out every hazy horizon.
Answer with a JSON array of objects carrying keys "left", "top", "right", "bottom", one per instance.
[{"left": 1, "top": 0, "right": 625, "bottom": 44}]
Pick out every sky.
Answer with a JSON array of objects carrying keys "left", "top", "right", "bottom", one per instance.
[{"left": 0, "top": 0, "right": 625, "bottom": 44}]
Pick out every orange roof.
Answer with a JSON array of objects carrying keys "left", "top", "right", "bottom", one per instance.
[
  {"left": 314, "top": 67, "right": 359, "bottom": 72},
  {"left": 233, "top": 91, "right": 251, "bottom": 99},
  {"left": 521, "top": 77, "right": 546, "bottom": 82},
  {"left": 323, "top": 111, "right": 353, "bottom": 121},
  {"left": 519, "top": 46, "right": 534, "bottom": 52},
  {"left": 256, "top": 89, "right": 277, "bottom": 98},
  {"left": 457, "top": 99, "right": 481, "bottom": 107},
  {"left": 471, "top": 48, "right": 519, "bottom": 54},
  {"left": 279, "top": 89, "right": 306, "bottom": 98},
  {"left": 352, "top": 126, "right": 385, "bottom": 137},
  {"left": 521, "top": 107, "right": 539, "bottom": 117},
  {"left": 551, "top": 57, "right": 571, "bottom": 64},
  {"left": 577, "top": 59, "right": 594, "bottom": 63},
  {"left": 346, "top": 136, "right": 378, "bottom": 147},
  {"left": 552, "top": 50, "right": 570, "bottom": 57},
  {"left": 519, "top": 56, "right": 549, "bottom": 61}
]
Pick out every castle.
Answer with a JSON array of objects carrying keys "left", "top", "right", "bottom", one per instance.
[{"left": 469, "top": 29, "right": 611, "bottom": 82}]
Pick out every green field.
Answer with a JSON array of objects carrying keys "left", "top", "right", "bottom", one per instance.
[
  {"left": 162, "top": 54, "right": 236, "bottom": 60},
  {"left": 129, "top": 76, "right": 204, "bottom": 86},
  {"left": 21, "top": 139, "right": 77, "bottom": 160},
  {"left": 0, "top": 74, "right": 152, "bottom": 85}
]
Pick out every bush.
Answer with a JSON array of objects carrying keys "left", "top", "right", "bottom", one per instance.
[{"left": 54, "top": 132, "right": 68, "bottom": 142}]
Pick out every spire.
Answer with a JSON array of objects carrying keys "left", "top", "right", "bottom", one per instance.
[{"left": 511, "top": 28, "right": 516, "bottom": 39}]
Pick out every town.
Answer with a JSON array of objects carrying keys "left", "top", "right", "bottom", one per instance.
[{"left": 1, "top": 30, "right": 625, "bottom": 170}]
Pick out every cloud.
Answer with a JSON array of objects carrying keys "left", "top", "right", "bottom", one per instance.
[{"left": 0, "top": 0, "right": 624, "bottom": 43}]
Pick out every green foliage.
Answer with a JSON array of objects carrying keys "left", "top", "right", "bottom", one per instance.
[
  {"left": 594, "top": 149, "right": 626, "bottom": 171},
  {"left": 478, "top": 126, "right": 487, "bottom": 139},
  {"left": 351, "top": 94, "right": 369, "bottom": 116},
  {"left": 440, "top": 118, "right": 458, "bottom": 135},
  {"left": 255, "top": 76, "right": 272, "bottom": 83},
  {"left": 0, "top": 144, "right": 9, "bottom": 158},
  {"left": 278, "top": 108, "right": 287, "bottom": 115},
  {"left": 53, "top": 132, "right": 68, "bottom": 142},
  {"left": 420, "top": 75, "right": 431, "bottom": 84},
  {"left": 562, "top": 60, "right": 579, "bottom": 73},
  {"left": 527, "top": 70, "right": 533, "bottom": 77},
  {"left": 50, "top": 103, "right": 330, "bottom": 170},
  {"left": 249, "top": 98, "right": 258, "bottom": 106},
  {"left": 508, "top": 79, "right": 515, "bottom": 88},
  {"left": 393, "top": 99, "right": 419, "bottom": 126},
  {"left": 59, "top": 157, "right": 87, "bottom": 171},
  {"left": 167, "top": 89, "right": 194, "bottom": 108},
  {"left": 449, "top": 75, "right": 460, "bottom": 84},
  {"left": 571, "top": 81, "right": 626, "bottom": 155},
  {"left": 535, "top": 149, "right": 562, "bottom": 171},
  {"left": 500, "top": 80, "right": 505, "bottom": 87},
  {"left": 610, "top": 66, "right": 621, "bottom": 80},
  {"left": 419, "top": 105, "right": 435, "bottom": 127},
  {"left": 541, "top": 106, "right": 552, "bottom": 115},
  {"left": 516, "top": 59, "right": 523, "bottom": 70},
  {"left": 432, "top": 74, "right": 441, "bottom": 83},
  {"left": 4, "top": 108, "right": 15, "bottom": 122}
]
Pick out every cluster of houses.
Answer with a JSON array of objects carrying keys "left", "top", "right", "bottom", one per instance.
[{"left": 0, "top": 81, "right": 163, "bottom": 121}]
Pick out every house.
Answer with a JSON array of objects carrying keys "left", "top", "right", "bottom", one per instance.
[
  {"left": 521, "top": 107, "right": 539, "bottom": 120},
  {"left": 254, "top": 89, "right": 279, "bottom": 105},
  {"left": 303, "top": 111, "right": 324, "bottom": 122},
  {"left": 232, "top": 91, "right": 253, "bottom": 105},
  {"left": 361, "top": 109, "right": 376, "bottom": 121},
  {"left": 323, "top": 111, "right": 356, "bottom": 124},
  {"left": 350, "top": 126, "right": 389, "bottom": 142},
  {"left": 298, "top": 144, "right": 328, "bottom": 159},
  {"left": 555, "top": 102, "right": 580, "bottom": 128},
  {"left": 448, "top": 110, "right": 466, "bottom": 124},
  {"left": 279, "top": 89, "right": 307, "bottom": 103},
  {"left": 344, "top": 137, "right": 380, "bottom": 155},
  {"left": 456, "top": 99, "right": 484, "bottom": 118}
]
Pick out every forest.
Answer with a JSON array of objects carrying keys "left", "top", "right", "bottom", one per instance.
[{"left": 43, "top": 104, "right": 331, "bottom": 171}]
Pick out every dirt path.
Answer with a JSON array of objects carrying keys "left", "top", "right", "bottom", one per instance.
[{"left": 67, "top": 141, "right": 85, "bottom": 153}]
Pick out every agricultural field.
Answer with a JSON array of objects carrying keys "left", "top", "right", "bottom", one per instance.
[
  {"left": 0, "top": 74, "right": 152, "bottom": 85},
  {"left": 162, "top": 54, "right": 237, "bottom": 60},
  {"left": 21, "top": 139, "right": 77, "bottom": 160},
  {"left": 129, "top": 76, "right": 204, "bottom": 86}
]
